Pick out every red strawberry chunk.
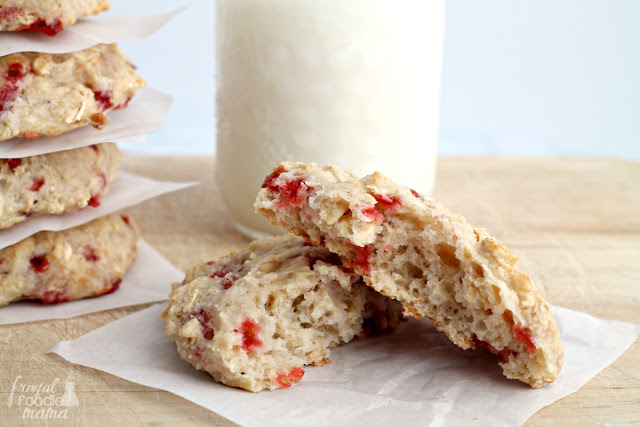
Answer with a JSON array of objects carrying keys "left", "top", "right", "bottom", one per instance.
[
  {"left": 373, "top": 194, "right": 401, "bottom": 210},
  {"left": 275, "top": 373, "right": 290, "bottom": 388},
  {"left": 276, "top": 367, "right": 306, "bottom": 388},
  {"left": 262, "top": 165, "right": 287, "bottom": 189},
  {"left": 184, "top": 309, "right": 215, "bottom": 340},
  {"left": 410, "top": 189, "right": 420, "bottom": 198},
  {"left": 262, "top": 167, "right": 311, "bottom": 208},
  {"left": 121, "top": 214, "right": 131, "bottom": 227},
  {"left": 207, "top": 265, "right": 241, "bottom": 289},
  {"left": 40, "top": 286, "right": 69, "bottom": 304},
  {"left": 362, "top": 206, "right": 384, "bottom": 222},
  {"left": 93, "top": 90, "right": 113, "bottom": 111},
  {"left": 221, "top": 274, "right": 239, "bottom": 290},
  {"left": 29, "top": 254, "right": 50, "bottom": 273},
  {"left": 83, "top": 245, "right": 99, "bottom": 262},
  {"left": 5, "top": 158, "right": 22, "bottom": 171},
  {"left": 87, "top": 194, "right": 101, "bottom": 207},
  {"left": 1, "top": 62, "right": 27, "bottom": 113},
  {"left": 20, "top": 18, "right": 64, "bottom": 36},
  {"left": 209, "top": 265, "right": 231, "bottom": 278},
  {"left": 193, "top": 347, "right": 205, "bottom": 362},
  {"left": 345, "top": 244, "right": 374, "bottom": 274},
  {"left": 288, "top": 367, "right": 305, "bottom": 381},
  {"left": 240, "top": 319, "right": 263, "bottom": 354},
  {"left": 29, "top": 178, "right": 45, "bottom": 192},
  {"left": 274, "top": 178, "right": 309, "bottom": 209},
  {"left": 5, "top": 62, "right": 26, "bottom": 82},
  {"left": 0, "top": 6, "right": 23, "bottom": 21},
  {"left": 513, "top": 325, "right": 537, "bottom": 355}
]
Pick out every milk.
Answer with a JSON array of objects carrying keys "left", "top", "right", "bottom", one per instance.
[{"left": 216, "top": 0, "right": 445, "bottom": 238}]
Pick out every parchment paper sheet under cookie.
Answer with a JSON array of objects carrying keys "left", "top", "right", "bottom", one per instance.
[
  {"left": 0, "top": 8, "right": 185, "bottom": 57},
  {"left": 50, "top": 305, "right": 640, "bottom": 426}
]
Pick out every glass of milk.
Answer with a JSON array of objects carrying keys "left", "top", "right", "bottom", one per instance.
[{"left": 216, "top": 0, "right": 445, "bottom": 239}]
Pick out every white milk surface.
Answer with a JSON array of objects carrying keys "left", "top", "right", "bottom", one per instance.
[{"left": 216, "top": 0, "right": 445, "bottom": 236}]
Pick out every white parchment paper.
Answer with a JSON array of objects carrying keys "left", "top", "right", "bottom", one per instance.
[
  {"left": 0, "top": 171, "right": 196, "bottom": 249},
  {"left": 0, "top": 88, "right": 171, "bottom": 159},
  {"left": 0, "top": 240, "right": 181, "bottom": 325},
  {"left": 49, "top": 305, "right": 640, "bottom": 426},
  {"left": 0, "top": 8, "right": 185, "bottom": 56}
]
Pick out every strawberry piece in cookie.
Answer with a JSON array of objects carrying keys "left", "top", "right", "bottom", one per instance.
[
  {"left": 514, "top": 325, "right": 538, "bottom": 355},
  {"left": 93, "top": 90, "right": 113, "bottom": 111},
  {"left": 276, "top": 367, "right": 305, "bottom": 388},
  {"left": 345, "top": 244, "right": 374, "bottom": 274},
  {"left": 5, "top": 158, "right": 22, "bottom": 171},
  {"left": 0, "top": 61, "right": 28, "bottom": 114},
  {"left": 20, "top": 18, "right": 64, "bottom": 36},
  {"left": 184, "top": 310, "right": 216, "bottom": 340},
  {"left": 239, "top": 319, "right": 263, "bottom": 354},
  {"left": 38, "top": 284, "right": 69, "bottom": 304},
  {"left": 28, "top": 177, "right": 45, "bottom": 192},
  {"left": 29, "top": 254, "right": 50, "bottom": 273},
  {"left": 262, "top": 165, "right": 311, "bottom": 208}
]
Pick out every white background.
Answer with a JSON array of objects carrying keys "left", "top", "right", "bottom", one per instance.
[{"left": 112, "top": 0, "right": 640, "bottom": 159}]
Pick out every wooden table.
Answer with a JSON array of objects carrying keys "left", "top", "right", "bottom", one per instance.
[{"left": 1, "top": 156, "right": 639, "bottom": 425}]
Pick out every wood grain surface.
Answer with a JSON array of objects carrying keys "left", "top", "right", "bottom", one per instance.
[{"left": 1, "top": 156, "right": 638, "bottom": 426}]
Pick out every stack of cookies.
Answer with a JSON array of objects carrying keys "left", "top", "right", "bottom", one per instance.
[
  {"left": 165, "top": 162, "right": 565, "bottom": 392},
  {"left": 0, "top": 3, "right": 144, "bottom": 306}
]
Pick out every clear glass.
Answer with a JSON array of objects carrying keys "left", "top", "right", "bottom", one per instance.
[{"left": 216, "top": 0, "right": 445, "bottom": 238}]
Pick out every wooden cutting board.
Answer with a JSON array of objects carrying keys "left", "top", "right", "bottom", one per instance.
[{"left": 1, "top": 156, "right": 638, "bottom": 425}]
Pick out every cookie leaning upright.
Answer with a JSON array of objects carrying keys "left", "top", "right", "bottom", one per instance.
[
  {"left": 0, "top": 43, "right": 145, "bottom": 141},
  {"left": 0, "top": 212, "right": 139, "bottom": 307},
  {"left": 255, "top": 161, "right": 564, "bottom": 388},
  {"left": 163, "top": 234, "right": 403, "bottom": 392},
  {"left": 0, "top": 143, "right": 121, "bottom": 229},
  {"left": 0, "top": 0, "right": 110, "bottom": 35}
]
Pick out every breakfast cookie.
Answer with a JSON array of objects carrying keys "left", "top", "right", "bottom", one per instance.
[
  {"left": 0, "top": 0, "right": 109, "bottom": 35},
  {"left": 0, "top": 43, "right": 145, "bottom": 141},
  {"left": 163, "top": 234, "right": 403, "bottom": 392},
  {"left": 0, "top": 143, "right": 121, "bottom": 230},
  {"left": 255, "top": 162, "right": 564, "bottom": 388},
  {"left": 0, "top": 212, "right": 139, "bottom": 306}
]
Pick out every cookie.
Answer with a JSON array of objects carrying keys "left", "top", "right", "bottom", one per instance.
[
  {"left": 163, "top": 234, "right": 403, "bottom": 392},
  {"left": 0, "top": 43, "right": 145, "bottom": 141},
  {"left": 0, "top": 143, "right": 121, "bottom": 230},
  {"left": 0, "top": 212, "right": 139, "bottom": 306},
  {"left": 255, "top": 162, "right": 564, "bottom": 388},
  {"left": 0, "top": 1, "right": 109, "bottom": 36}
]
